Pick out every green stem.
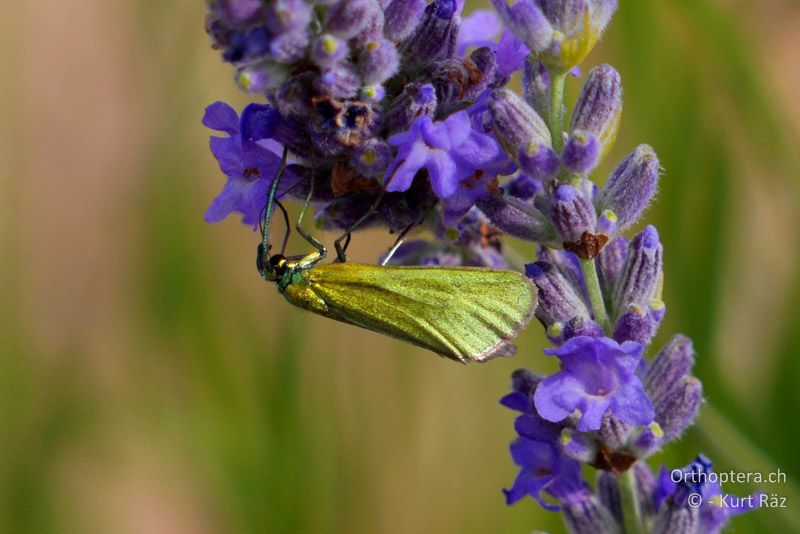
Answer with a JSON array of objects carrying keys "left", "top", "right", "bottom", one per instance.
[
  {"left": 548, "top": 72, "right": 567, "bottom": 152},
  {"left": 580, "top": 257, "right": 609, "bottom": 331},
  {"left": 620, "top": 468, "right": 645, "bottom": 534}
]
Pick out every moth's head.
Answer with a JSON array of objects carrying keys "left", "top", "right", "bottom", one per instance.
[{"left": 256, "top": 244, "right": 288, "bottom": 282}]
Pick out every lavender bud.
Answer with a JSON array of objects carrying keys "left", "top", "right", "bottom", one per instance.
[
  {"left": 400, "top": 0, "right": 460, "bottom": 73},
  {"left": 384, "top": 83, "right": 437, "bottom": 134},
  {"left": 562, "top": 131, "right": 600, "bottom": 174},
  {"left": 562, "top": 495, "right": 621, "bottom": 534},
  {"left": 269, "top": 29, "right": 310, "bottom": 63},
  {"left": 510, "top": 368, "right": 543, "bottom": 396},
  {"left": 350, "top": 139, "right": 393, "bottom": 178},
  {"left": 537, "top": 247, "right": 586, "bottom": 298},
  {"left": 632, "top": 462, "right": 657, "bottom": 520},
  {"left": 560, "top": 429, "right": 596, "bottom": 463},
  {"left": 505, "top": 174, "right": 543, "bottom": 201},
  {"left": 518, "top": 142, "right": 560, "bottom": 181},
  {"left": 654, "top": 377, "right": 702, "bottom": 442},
  {"left": 597, "top": 415, "right": 632, "bottom": 450},
  {"left": 597, "top": 236, "right": 628, "bottom": 300},
  {"left": 563, "top": 317, "right": 604, "bottom": 340},
  {"left": 523, "top": 57, "right": 550, "bottom": 120},
  {"left": 477, "top": 195, "right": 556, "bottom": 242},
  {"left": 645, "top": 335, "right": 695, "bottom": 404},
  {"left": 235, "top": 61, "right": 288, "bottom": 93},
  {"left": 570, "top": 64, "right": 623, "bottom": 159},
  {"left": 541, "top": 0, "right": 586, "bottom": 31},
  {"left": 612, "top": 225, "right": 662, "bottom": 317},
  {"left": 596, "top": 209, "right": 618, "bottom": 237},
  {"left": 597, "top": 471, "right": 623, "bottom": 525},
  {"left": 489, "top": 88, "right": 552, "bottom": 157},
  {"left": 612, "top": 303, "right": 663, "bottom": 346},
  {"left": 311, "top": 34, "right": 348, "bottom": 68},
  {"left": 490, "top": 0, "right": 554, "bottom": 53},
  {"left": 653, "top": 500, "right": 699, "bottom": 534},
  {"left": 359, "top": 84, "right": 386, "bottom": 102},
  {"left": 432, "top": 49, "right": 497, "bottom": 111},
  {"left": 265, "top": 0, "right": 312, "bottom": 34},
  {"left": 551, "top": 184, "right": 597, "bottom": 243},
  {"left": 631, "top": 423, "right": 664, "bottom": 458},
  {"left": 525, "top": 261, "right": 590, "bottom": 326},
  {"left": 208, "top": 0, "right": 264, "bottom": 27},
  {"left": 275, "top": 71, "right": 316, "bottom": 118},
  {"left": 384, "top": 0, "right": 427, "bottom": 41},
  {"left": 315, "top": 63, "right": 361, "bottom": 99},
  {"left": 223, "top": 27, "right": 271, "bottom": 63},
  {"left": 538, "top": 1, "right": 618, "bottom": 72},
  {"left": 358, "top": 39, "right": 400, "bottom": 85},
  {"left": 325, "top": 0, "right": 380, "bottom": 40},
  {"left": 597, "top": 145, "right": 660, "bottom": 232}
]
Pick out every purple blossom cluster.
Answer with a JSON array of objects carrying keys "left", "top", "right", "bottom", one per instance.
[{"left": 202, "top": 1, "right": 761, "bottom": 532}]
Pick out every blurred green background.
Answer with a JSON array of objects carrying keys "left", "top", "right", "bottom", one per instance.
[{"left": 2, "top": 1, "right": 800, "bottom": 532}]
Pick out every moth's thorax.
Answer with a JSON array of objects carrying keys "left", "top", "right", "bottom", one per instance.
[{"left": 280, "top": 268, "right": 328, "bottom": 313}]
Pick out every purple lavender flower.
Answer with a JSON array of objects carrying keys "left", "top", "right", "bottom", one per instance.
[
  {"left": 456, "top": 9, "right": 502, "bottom": 55},
  {"left": 457, "top": 10, "right": 529, "bottom": 79},
  {"left": 384, "top": 111, "right": 507, "bottom": 201},
  {"left": 203, "top": 101, "right": 299, "bottom": 226},
  {"left": 650, "top": 456, "right": 761, "bottom": 534},
  {"left": 534, "top": 336, "right": 655, "bottom": 431}
]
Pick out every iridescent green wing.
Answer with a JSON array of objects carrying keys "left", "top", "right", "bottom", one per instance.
[{"left": 300, "top": 263, "right": 537, "bottom": 363}]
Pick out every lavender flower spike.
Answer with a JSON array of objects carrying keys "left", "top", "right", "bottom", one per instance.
[{"left": 534, "top": 336, "right": 655, "bottom": 431}]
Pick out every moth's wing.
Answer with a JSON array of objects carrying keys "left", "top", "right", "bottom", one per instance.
[{"left": 304, "top": 264, "right": 537, "bottom": 363}]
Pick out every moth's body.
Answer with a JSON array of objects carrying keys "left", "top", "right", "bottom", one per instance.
[{"left": 267, "top": 254, "right": 537, "bottom": 363}]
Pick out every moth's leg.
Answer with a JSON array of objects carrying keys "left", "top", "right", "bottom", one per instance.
[
  {"left": 333, "top": 189, "right": 385, "bottom": 263},
  {"left": 275, "top": 200, "right": 291, "bottom": 255},
  {"left": 295, "top": 170, "right": 327, "bottom": 262},
  {"left": 381, "top": 221, "right": 415, "bottom": 266},
  {"left": 381, "top": 201, "right": 438, "bottom": 266}
]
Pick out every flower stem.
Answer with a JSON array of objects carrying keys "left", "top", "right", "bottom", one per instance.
[
  {"left": 579, "top": 257, "right": 609, "bottom": 331},
  {"left": 548, "top": 72, "right": 567, "bottom": 152},
  {"left": 620, "top": 468, "right": 645, "bottom": 534}
]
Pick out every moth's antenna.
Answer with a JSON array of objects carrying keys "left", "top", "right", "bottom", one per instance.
[{"left": 261, "top": 146, "right": 290, "bottom": 258}]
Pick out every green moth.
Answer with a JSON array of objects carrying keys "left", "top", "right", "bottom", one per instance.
[
  {"left": 258, "top": 247, "right": 537, "bottom": 363},
  {"left": 256, "top": 151, "right": 537, "bottom": 363}
]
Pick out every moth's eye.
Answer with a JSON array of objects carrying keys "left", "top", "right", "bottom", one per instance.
[{"left": 269, "top": 254, "right": 287, "bottom": 273}]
